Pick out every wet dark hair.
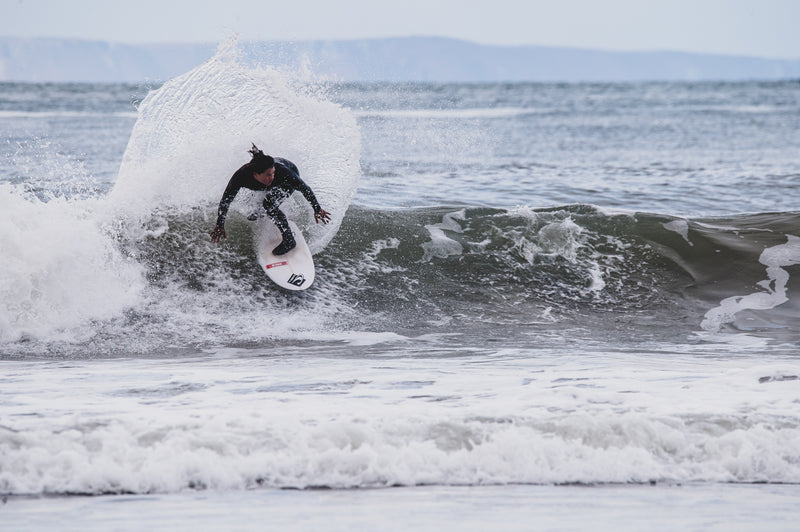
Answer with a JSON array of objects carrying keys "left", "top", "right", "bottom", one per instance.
[{"left": 248, "top": 143, "right": 274, "bottom": 173}]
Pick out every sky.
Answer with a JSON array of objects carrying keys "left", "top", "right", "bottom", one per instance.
[{"left": 2, "top": 0, "right": 799, "bottom": 59}]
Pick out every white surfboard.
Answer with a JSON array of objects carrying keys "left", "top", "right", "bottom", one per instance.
[{"left": 255, "top": 220, "right": 315, "bottom": 290}]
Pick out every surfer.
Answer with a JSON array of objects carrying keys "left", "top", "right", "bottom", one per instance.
[{"left": 210, "top": 144, "right": 331, "bottom": 255}]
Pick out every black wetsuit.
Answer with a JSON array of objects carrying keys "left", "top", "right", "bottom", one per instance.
[{"left": 215, "top": 158, "right": 322, "bottom": 244}]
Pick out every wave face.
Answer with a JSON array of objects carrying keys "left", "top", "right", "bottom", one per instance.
[
  {"left": 290, "top": 205, "right": 800, "bottom": 342},
  {"left": 4, "top": 194, "right": 800, "bottom": 355}
]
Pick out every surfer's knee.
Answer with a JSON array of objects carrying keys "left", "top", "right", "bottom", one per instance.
[{"left": 263, "top": 202, "right": 285, "bottom": 219}]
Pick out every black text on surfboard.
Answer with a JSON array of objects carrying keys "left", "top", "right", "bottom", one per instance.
[{"left": 287, "top": 274, "right": 306, "bottom": 287}]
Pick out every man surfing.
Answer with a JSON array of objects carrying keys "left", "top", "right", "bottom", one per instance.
[{"left": 210, "top": 144, "right": 331, "bottom": 255}]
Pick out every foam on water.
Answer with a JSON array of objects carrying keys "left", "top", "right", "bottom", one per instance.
[
  {"left": 421, "top": 210, "right": 465, "bottom": 262},
  {"left": 2, "top": 352, "right": 799, "bottom": 495}
]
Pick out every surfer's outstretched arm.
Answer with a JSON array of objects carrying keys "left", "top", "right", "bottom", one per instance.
[{"left": 210, "top": 171, "right": 246, "bottom": 243}]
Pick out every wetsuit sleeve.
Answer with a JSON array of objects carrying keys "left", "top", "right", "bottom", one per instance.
[
  {"left": 294, "top": 177, "right": 323, "bottom": 213},
  {"left": 283, "top": 163, "right": 322, "bottom": 213},
  {"left": 215, "top": 172, "right": 244, "bottom": 228}
]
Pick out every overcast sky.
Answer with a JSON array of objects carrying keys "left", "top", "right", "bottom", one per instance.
[{"left": 2, "top": 0, "right": 799, "bottom": 58}]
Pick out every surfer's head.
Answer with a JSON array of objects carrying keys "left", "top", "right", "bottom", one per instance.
[{"left": 248, "top": 143, "right": 274, "bottom": 173}]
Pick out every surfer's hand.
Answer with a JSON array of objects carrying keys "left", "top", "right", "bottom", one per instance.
[
  {"left": 210, "top": 226, "right": 226, "bottom": 243},
  {"left": 315, "top": 209, "right": 331, "bottom": 225}
]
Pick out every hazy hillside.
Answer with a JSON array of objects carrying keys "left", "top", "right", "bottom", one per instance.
[{"left": 1, "top": 36, "right": 797, "bottom": 83}]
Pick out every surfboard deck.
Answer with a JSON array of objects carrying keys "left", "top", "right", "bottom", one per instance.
[{"left": 255, "top": 220, "right": 315, "bottom": 291}]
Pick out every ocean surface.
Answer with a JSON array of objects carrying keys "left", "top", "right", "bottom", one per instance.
[{"left": 1, "top": 42, "right": 800, "bottom": 530}]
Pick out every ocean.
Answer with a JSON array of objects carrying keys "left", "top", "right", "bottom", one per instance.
[{"left": 1, "top": 42, "right": 799, "bottom": 530}]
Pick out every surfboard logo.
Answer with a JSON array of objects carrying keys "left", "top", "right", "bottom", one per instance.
[
  {"left": 265, "top": 261, "right": 288, "bottom": 270},
  {"left": 287, "top": 274, "right": 306, "bottom": 287}
]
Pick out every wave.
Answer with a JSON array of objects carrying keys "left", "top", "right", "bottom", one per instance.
[
  {"left": 4, "top": 414, "right": 799, "bottom": 494},
  {"left": 347, "top": 205, "right": 800, "bottom": 339},
  {"left": 4, "top": 189, "right": 800, "bottom": 355},
  {"left": 3, "top": 359, "right": 799, "bottom": 495}
]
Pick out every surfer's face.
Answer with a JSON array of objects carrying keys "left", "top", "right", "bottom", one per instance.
[{"left": 254, "top": 167, "right": 275, "bottom": 186}]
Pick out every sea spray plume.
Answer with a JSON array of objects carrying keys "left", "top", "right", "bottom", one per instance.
[
  {"left": 11, "top": 138, "right": 98, "bottom": 202},
  {"left": 108, "top": 36, "right": 361, "bottom": 253}
]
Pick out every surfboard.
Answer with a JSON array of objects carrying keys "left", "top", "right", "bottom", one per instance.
[{"left": 255, "top": 219, "right": 315, "bottom": 291}]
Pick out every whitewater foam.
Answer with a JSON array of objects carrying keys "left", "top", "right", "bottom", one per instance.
[
  {"left": 0, "top": 184, "right": 144, "bottom": 344},
  {"left": 422, "top": 210, "right": 465, "bottom": 262},
  {"left": 2, "top": 352, "right": 799, "bottom": 495}
]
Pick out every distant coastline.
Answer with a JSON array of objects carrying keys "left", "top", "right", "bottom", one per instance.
[{"left": 1, "top": 35, "right": 798, "bottom": 83}]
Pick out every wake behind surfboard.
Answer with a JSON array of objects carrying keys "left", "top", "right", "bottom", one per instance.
[{"left": 255, "top": 219, "right": 315, "bottom": 290}]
